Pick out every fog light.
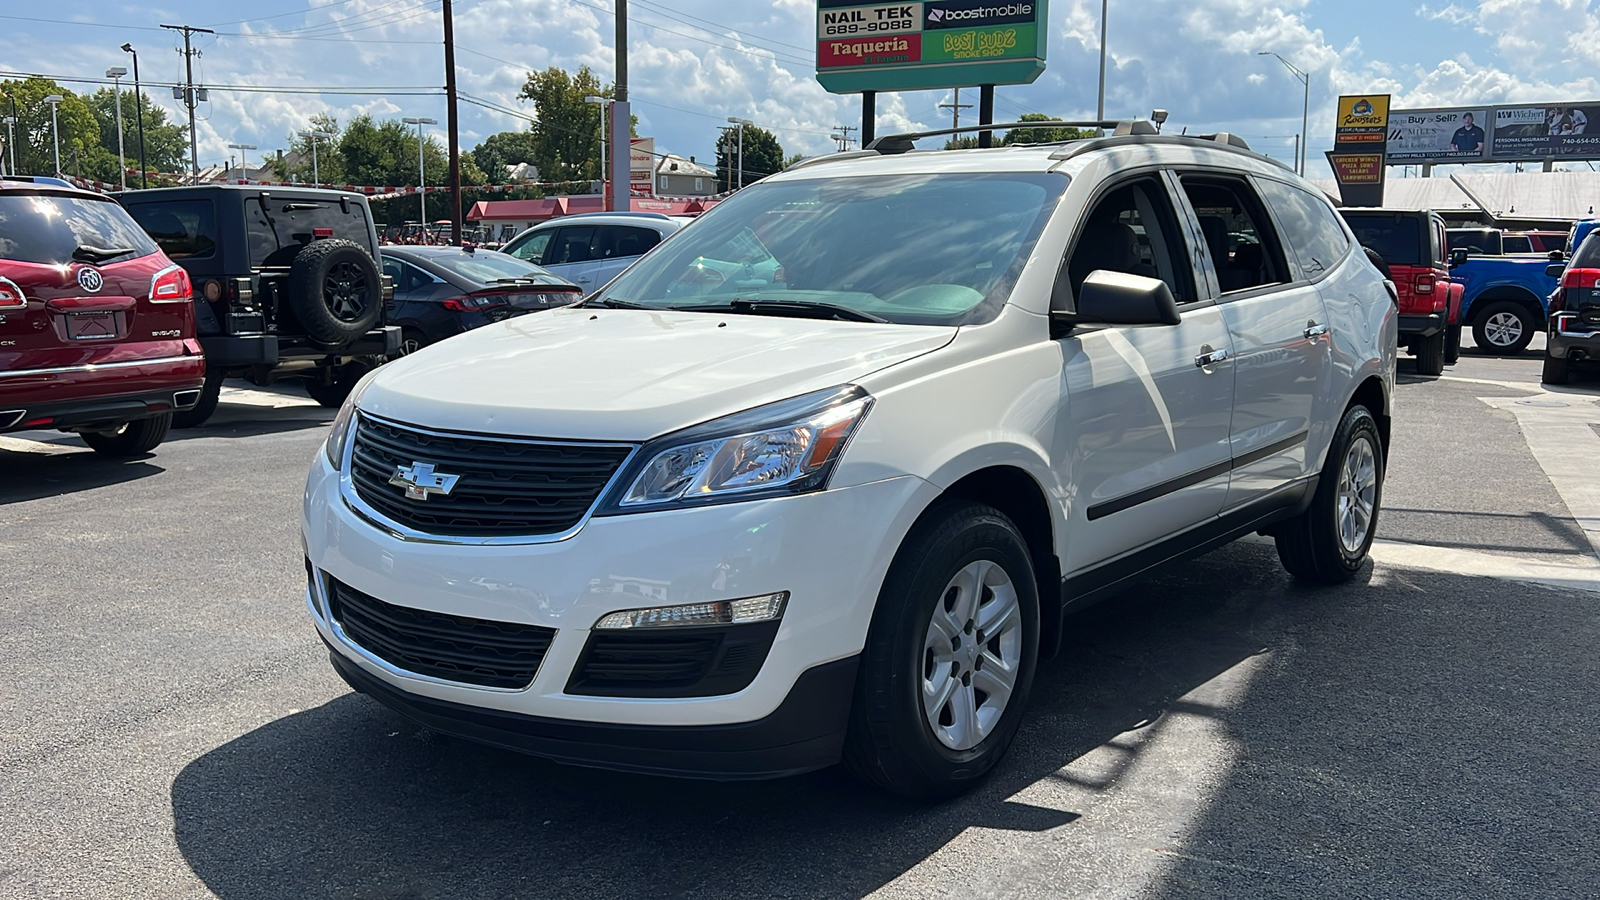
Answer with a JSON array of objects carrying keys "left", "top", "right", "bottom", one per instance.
[{"left": 594, "top": 592, "right": 788, "bottom": 629}]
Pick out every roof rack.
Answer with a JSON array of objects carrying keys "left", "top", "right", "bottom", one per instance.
[
  {"left": 0, "top": 175, "right": 77, "bottom": 189},
  {"left": 865, "top": 119, "right": 1152, "bottom": 154}
]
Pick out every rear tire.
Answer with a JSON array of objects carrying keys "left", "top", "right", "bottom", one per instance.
[
  {"left": 1471, "top": 301, "right": 1536, "bottom": 355},
  {"left": 1444, "top": 325, "right": 1462, "bottom": 366},
  {"left": 171, "top": 365, "right": 224, "bottom": 428},
  {"left": 80, "top": 414, "right": 172, "bottom": 457},
  {"left": 843, "top": 500, "right": 1039, "bottom": 801},
  {"left": 304, "top": 359, "right": 374, "bottom": 408},
  {"left": 1275, "top": 405, "right": 1384, "bottom": 585},
  {"left": 1542, "top": 353, "right": 1571, "bottom": 385},
  {"left": 1413, "top": 330, "right": 1446, "bottom": 376}
]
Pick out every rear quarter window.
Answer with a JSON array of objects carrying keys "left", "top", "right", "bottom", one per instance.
[
  {"left": 1571, "top": 231, "right": 1600, "bottom": 268},
  {"left": 1342, "top": 213, "right": 1424, "bottom": 267},
  {"left": 1256, "top": 178, "right": 1350, "bottom": 279},
  {"left": 125, "top": 199, "right": 217, "bottom": 259},
  {"left": 0, "top": 192, "right": 160, "bottom": 265}
]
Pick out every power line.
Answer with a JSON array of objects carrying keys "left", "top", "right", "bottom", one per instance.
[{"left": 204, "top": 0, "right": 365, "bottom": 28}]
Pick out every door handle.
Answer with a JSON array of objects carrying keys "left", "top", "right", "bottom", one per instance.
[
  {"left": 1304, "top": 322, "right": 1330, "bottom": 340},
  {"left": 1194, "top": 348, "right": 1230, "bottom": 368}
]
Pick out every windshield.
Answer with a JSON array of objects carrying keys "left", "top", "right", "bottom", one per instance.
[
  {"left": 593, "top": 172, "right": 1067, "bottom": 326},
  {"left": 0, "top": 193, "right": 160, "bottom": 265},
  {"left": 422, "top": 250, "right": 567, "bottom": 286}
]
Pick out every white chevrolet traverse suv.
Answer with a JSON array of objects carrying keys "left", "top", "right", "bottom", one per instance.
[{"left": 303, "top": 122, "right": 1397, "bottom": 800}]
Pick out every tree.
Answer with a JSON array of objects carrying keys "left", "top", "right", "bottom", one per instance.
[
  {"left": 269, "top": 113, "right": 344, "bottom": 184},
  {"left": 472, "top": 130, "right": 541, "bottom": 182},
  {"left": 715, "top": 125, "right": 783, "bottom": 192},
  {"left": 81, "top": 87, "right": 186, "bottom": 181},
  {"left": 518, "top": 66, "right": 618, "bottom": 188},
  {"left": 1003, "top": 113, "right": 1096, "bottom": 145},
  {"left": 0, "top": 78, "right": 97, "bottom": 178}
]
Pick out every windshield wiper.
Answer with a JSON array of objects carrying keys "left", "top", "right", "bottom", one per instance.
[
  {"left": 727, "top": 298, "right": 887, "bottom": 323},
  {"left": 73, "top": 245, "right": 135, "bottom": 263},
  {"left": 578, "top": 297, "right": 652, "bottom": 310}
]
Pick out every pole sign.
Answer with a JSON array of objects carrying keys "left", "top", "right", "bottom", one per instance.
[
  {"left": 815, "top": 0, "right": 1047, "bottom": 94},
  {"left": 1329, "top": 94, "right": 1390, "bottom": 207}
]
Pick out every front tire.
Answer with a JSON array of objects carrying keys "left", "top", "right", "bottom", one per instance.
[
  {"left": 844, "top": 500, "right": 1039, "bottom": 801},
  {"left": 1413, "top": 330, "right": 1446, "bottom": 376},
  {"left": 1275, "top": 405, "right": 1384, "bottom": 584},
  {"left": 1471, "top": 301, "right": 1536, "bottom": 355},
  {"left": 1542, "top": 353, "right": 1571, "bottom": 385},
  {"left": 79, "top": 414, "right": 172, "bottom": 457}
]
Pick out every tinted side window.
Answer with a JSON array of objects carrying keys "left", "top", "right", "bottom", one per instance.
[
  {"left": 0, "top": 193, "right": 159, "bottom": 265},
  {"left": 547, "top": 226, "right": 598, "bottom": 265},
  {"left": 1432, "top": 220, "right": 1447, "bottom": 266},
  {"left": 1255, "top": 178, "right": 1349, "bottom": 279},
  {"left": 125, "top": 199, "right": 216, "bottom": 260},
  {"left": 1572, "top": 231, "right": 1600, "bottom": 268},
  {"left": 1343, "top": 214, "right": 1423, "bottom": 266},
  {"left": 1180, "top": 177, "right": 1289, "bottom": 293},
  {"left": 602, "top": 226, "right": 662, "bottom": 259},
  {"left": 1064, "top": 178, "right": 1196, "bottom": 304},
  {"left": 505, "top": 229, "right": 552, "bottom": 264}
]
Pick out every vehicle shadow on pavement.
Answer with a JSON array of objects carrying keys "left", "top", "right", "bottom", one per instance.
[
  {"left": 0, "top": 447, "right": 162, "bottom": 504},
  {"left": 169, "top": 545, "right": 1293, "bottom": 900},
  {"left": 162, "top": 404, "right": 335, "bottom": 442}
]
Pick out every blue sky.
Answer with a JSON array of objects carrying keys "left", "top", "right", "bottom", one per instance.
[{"left": 3, "top": 0, "right": 1596, "bottom": 181}]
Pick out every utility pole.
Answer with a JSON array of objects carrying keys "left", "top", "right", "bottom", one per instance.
[
  {"left": 162, "top": 23, "right": 213, "bottom": 184},
  {"left": 107, "top": 67, "right": 128, "bottom": 190},
  {"left": 441, "top": 0, "right": 463, "bottom": 244},
  {"left": 609, "top": 0, "right": 630, "bottom": 211},
  {"left": 1096, "top": 0, "right": 1108, "bottom": 133},
  {"left": 939, "top": 88, "right": 973, "bottom": 131},
  {"left": 832, "top": 125, "right": 856, "bottom": 151}
]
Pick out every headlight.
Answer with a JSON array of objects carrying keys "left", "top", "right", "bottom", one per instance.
[
  {"left": 323, "top": 370, "right": 378, "bottom": 468},
  {"left": 601, "top": 385, "right": 872, "bottom": 513}
]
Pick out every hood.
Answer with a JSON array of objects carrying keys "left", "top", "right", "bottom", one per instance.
[{"left": 360, "top": 307, "right": 955, "bottom": 440}]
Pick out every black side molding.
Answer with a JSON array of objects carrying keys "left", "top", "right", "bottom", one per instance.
[{"left": 1086, "top": 431, "right": 1309, "bottom": 521}]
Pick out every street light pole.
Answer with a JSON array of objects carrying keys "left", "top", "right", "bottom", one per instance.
[
  {"left": 1096, "top": 0, "right": 1108, "bottom": 130},
  {"left": 43, "top": 94, "right": 63, "bottom": 176},
  {"left": 107, "top": 68, "right": 128, "bottom": 190},
  {"left": 727, "top": 117, "right": 753, "bottom": 189},
  {"left": 1258, "top": 51, "right": 1310, "bottom": 176},
  {"left": 401, "top": 117, "right": 436, "bottom": 236},
  {"left": 584, "top": 96, "right": 609, "bottom": 201},
  {"left": 300, "top": 130, "right": 334, "bottom": 186},
  {"left": 121, "top": 44, "right": 147, "bottom": 189},
  {"left": 1, "top": 115, "right": 14, "bottom": 178},
  {"left": 227, "top": 142, "right": 256, "bottom": 181}
]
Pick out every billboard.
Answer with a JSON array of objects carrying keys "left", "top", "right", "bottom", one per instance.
[
  {"left": 816, "top": 0, "right": 1047, "bottom": 94},
  {"left": 1386, "top": 107, "right": 1489, "bottom": 162},
  {"left": 1492, "top": 104, "right": 1600, "bottom": 160},
  {"left": 1384, "top": 102, "right": 1600, "bottom": 164}
]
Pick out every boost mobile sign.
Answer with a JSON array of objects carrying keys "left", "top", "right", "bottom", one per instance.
[{"left": 815, "top": 0, "right": 1047, "bottom": 94}]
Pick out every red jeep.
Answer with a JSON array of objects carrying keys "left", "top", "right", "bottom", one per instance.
[
  {"left": 0, "top": 177, "right": 205, "bottom": 455},
  {"left": 1340, "top": 207, "right": 1459, "bottom": 374}
]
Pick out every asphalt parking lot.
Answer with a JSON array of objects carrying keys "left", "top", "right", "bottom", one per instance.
[{"left": 3, "top": 338, "right": 1599, "bottom": 899}]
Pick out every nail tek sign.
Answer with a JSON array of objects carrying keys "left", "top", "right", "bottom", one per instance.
[{"left": 816, "top": 0, "right": 1047, "bottom": 93}]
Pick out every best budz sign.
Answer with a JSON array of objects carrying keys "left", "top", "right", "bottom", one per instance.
[{"left": 816, "top": 0, "right": 1047, "bottom": 93}]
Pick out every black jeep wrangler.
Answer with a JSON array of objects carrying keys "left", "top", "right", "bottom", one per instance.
[{"left": 120, "top": 185, "right": 399, "bottom": 426}]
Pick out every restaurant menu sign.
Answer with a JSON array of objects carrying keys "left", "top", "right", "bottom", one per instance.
[
  {"left": 1329, "top": 94, "right": 1390, "bottom": 207},
  {"left": 816, "top": 0, "right": 1047, "bottom": 94}
]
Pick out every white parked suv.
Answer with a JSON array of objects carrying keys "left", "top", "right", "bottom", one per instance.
[
  {"left": 499, "top": 212, "right": 691, "bottom": 293},
  {"left": 304, "top": 121, "right": 1397, "bottom": 800}
]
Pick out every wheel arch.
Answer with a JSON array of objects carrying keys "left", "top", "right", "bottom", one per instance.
[
  {"left": 1347, "top": 374, "right": 1391, "bottom": 459},
  {"left": 1467, "top": 285, "right": 1544, "bottom": 323},
  {"left": 937, "top": 465, "right": 1064, "bottom": 659}
]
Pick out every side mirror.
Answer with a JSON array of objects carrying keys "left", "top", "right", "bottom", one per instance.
[
  {"left": 1054, "top": 270, "right": 1182, "bottom": 327},
  {"left": 1448, "top": 247, "right": 1469, "bottom": 267},
  {"left": 1548, "top": 249, "right": 1566, "bottom": 261},
  {"left": 1546, "top": 263, "right": 1566, "bottom": 278}
]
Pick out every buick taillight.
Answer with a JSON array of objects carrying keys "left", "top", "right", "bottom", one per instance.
[
  {"left": 149, "top": 265, "right": 193, "bottom": 303},
  {"left": 0, "top": 276, "right": 25, "bottom": 310}
]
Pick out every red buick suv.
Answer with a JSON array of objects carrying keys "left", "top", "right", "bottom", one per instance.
[{"left": 0, "top": 177, "right": 205, "bottom": 455}]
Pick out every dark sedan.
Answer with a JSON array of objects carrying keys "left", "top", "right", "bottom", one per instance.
[{"left": 380, "top": 246, "right": 582, "bottom": 354}]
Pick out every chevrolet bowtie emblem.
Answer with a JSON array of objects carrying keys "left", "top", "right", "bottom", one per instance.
[{"left": 389, "top": 462, "right": 461, "bottom": 501}]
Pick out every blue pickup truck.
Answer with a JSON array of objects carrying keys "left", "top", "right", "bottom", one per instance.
[{"left": 1451, "top": 237, "right": 1565, "bottom": 355}]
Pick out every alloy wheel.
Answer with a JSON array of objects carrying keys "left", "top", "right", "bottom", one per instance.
[
  {"left": 1483, "top": 311, "right": 1524, "bottom": 348},
  {"left": 921, "top": 558, "right": 1023, "bottom": 752},
  {"left": 324, "top": 261, "right": 370, "bottom": 322},
  {"left": 1337, "top": 435, "right": 1378, "bottom": 554}
]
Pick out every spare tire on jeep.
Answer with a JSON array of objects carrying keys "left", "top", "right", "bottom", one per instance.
[{"left": 286, "top": 238, "right": 382, "bottom": 345}]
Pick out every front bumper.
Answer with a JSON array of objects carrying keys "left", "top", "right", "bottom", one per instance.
[{"left": 303, "top": 449, "right": 935, "bottom": 757}]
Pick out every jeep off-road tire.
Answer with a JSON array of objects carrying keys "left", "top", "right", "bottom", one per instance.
[
  {"left": 1444, "top": 324, "right": 1462, "bottom": 366},
  {"left": 304, "top": 358, "right": 376, "bottom": 408},
  {"left": 1471, "top": 301, "right": 1536, "bottom": 356},
  {"left": 80, "top": 414, "right": 173, "bottom": 457},
  {"left": 1542, "top": 353, "right": 1571, "bottom": 385},
  {"left": 1413, "top": 330, "right": 1446, "bottom": 376},
  {"left": 843, "top": 500, "right": 1039, "bottom": 801},
  {"left": 286, "top": 239, "right": 382, "bottom": 345},
  {"left": 171, "top": 364, "right": 224, "bottom": 428},
  {"left": 1275, "top": 405, "right": 1384, "bottom": 585}
]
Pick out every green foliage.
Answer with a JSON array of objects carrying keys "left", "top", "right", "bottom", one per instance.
[
  {"left": 517, "top": 65, "right": 615, "bottom": 186},
  {"left": 471, "top": 130, "right": 540, "bottom": 182},
  {"left": 715, "top": 125, "right": 784, "bottom": 192},
  {"left": 943, "top": 136, "right": 980, "bottom": 150},
  {"left": 0, "top": 78, "right": 98, "bottom": 178},
  {"left": 80, "top": 87, "right": 186, "bottom": 182},
  {"left": 269, "top": 112, "right": 344, "bottom": 184},
  {"left": 1003, "top": 113, "right": 1096, "bottom": 145}
]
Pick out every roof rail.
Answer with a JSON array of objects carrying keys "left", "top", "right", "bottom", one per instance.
[
  {"left": 866, "top": 119, "right": 1147, "bottom": 154},
  {"left": 1193, "top": 132, "right": 1252, "bottom": 150},
  {"left": 556, "top": 211, "right": 675, "bottom": 221},
  {"left": 0, "top": 175, "right": 77, "bottom": 189},
  {"left": 1047, "top": 132, "right": 1284, "bottom": 169},
  {"left": 783, "top": 149, "right": 884, "bottom": 172}
]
